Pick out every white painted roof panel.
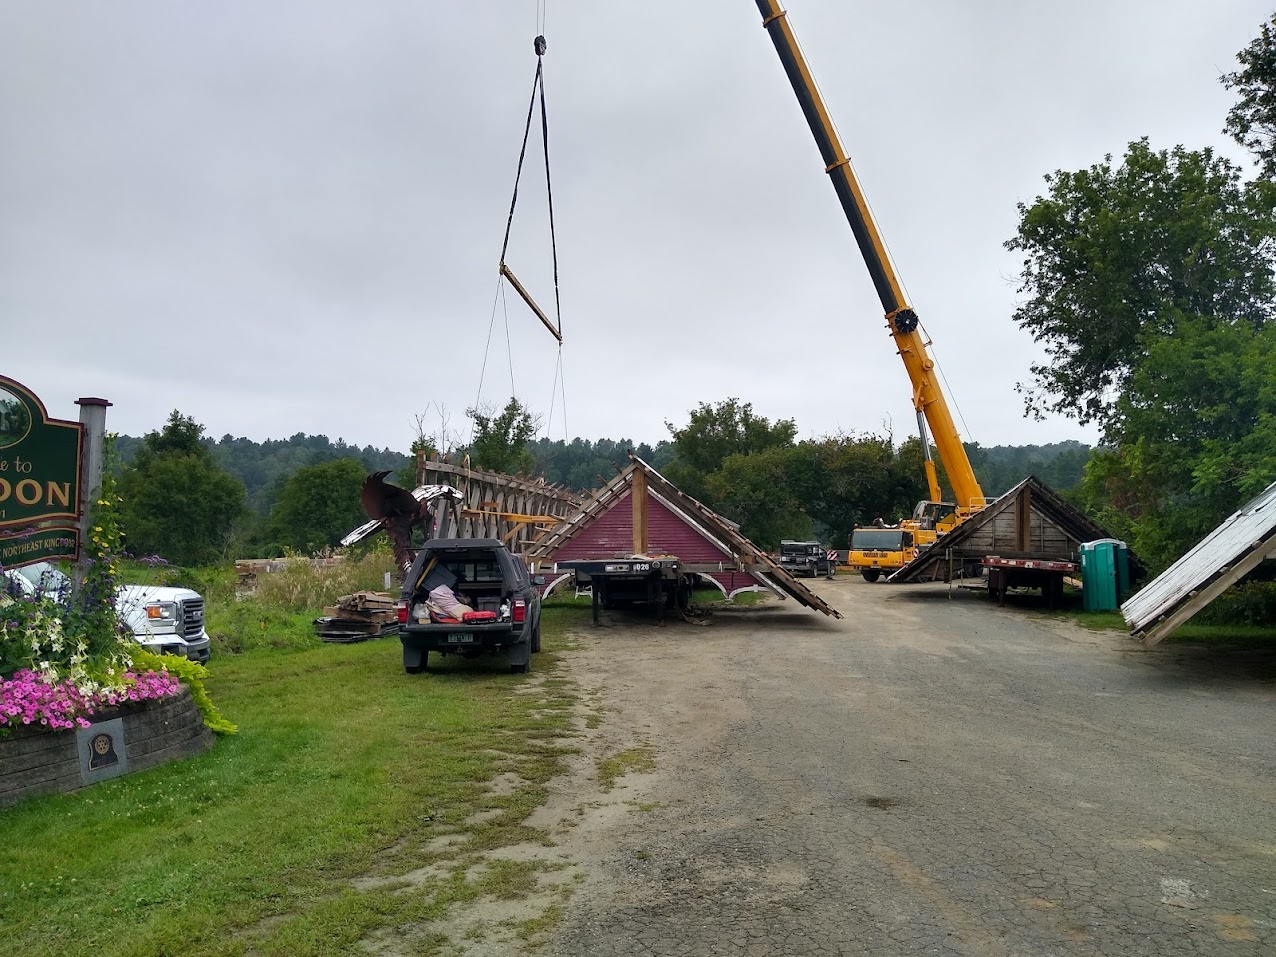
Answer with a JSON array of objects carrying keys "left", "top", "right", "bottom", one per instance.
[{"left": 1122, "top": 480, "right": 1276, "bottom": 633}]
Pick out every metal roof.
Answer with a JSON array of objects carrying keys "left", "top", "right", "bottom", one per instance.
[{"left": 1122, "top": 480, "right": 1276, "bottom": 645}]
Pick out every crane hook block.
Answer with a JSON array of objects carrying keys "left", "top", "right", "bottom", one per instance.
[
  {"left": 534, "top": 35, "right": 547, "bottom": 56},
  {"left": 891, "top": 308, "right": 919, "bottom": 334}
]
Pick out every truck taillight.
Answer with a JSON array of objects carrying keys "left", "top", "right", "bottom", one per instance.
[
  {"left": 396, "top": 602, "right": 408, "bottom": 624},
  {"left": 512, "top": 599, "right": 527, "bottom": 623}
]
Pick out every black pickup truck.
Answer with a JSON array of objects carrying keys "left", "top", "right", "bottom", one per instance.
[
  {"left": 396, "top": 538, "right": 542, "bottom": 674},
  {"left": 778, "top": 540, "right": 835, "bottom": 579}
]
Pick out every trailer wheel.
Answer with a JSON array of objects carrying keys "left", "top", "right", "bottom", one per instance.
[{"left": 861, "top": 569, "right": 881, "bottom": 583}]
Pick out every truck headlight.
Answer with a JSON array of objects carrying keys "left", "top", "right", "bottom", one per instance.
[{"left": 145, "top": 602, "right": 178, "bottom": 621}]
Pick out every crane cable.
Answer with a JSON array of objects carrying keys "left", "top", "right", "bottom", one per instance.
[
  {"left": 813, "top": 76, "right": 981, "bottom": 451},
  {"left": 475, "top": 29, "right": 568, "bottom": 441}
]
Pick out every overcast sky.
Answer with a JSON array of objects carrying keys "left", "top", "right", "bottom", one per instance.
[{"left": 2, "top": 1, "right": 1269, "bottom": 453}]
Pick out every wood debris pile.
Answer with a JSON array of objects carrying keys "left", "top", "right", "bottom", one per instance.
[
  {"left": 314, "top": 591, "right": 399, "bottom": 643},
  {"left": 236, "top": 556, "right": 345, "bottom": 593}
]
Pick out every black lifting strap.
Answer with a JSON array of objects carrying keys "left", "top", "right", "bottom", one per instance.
[{"left": 498, "top": 35, "right": 562, "bottom": 341}]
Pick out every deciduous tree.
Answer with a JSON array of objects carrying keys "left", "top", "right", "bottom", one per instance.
[
  {"left": 664, "top": 399, "right": 797, "bottom": 502},
  {"left": 269, "top": 458, "right": 370, "bottom": 553},
  {"left": 467, "top": 398, "right": 540, "bottom": 475},
  {"left": 1006, "top": 139, "right": 1276, "bottom": 428},
  {"left": 118, "top": 411, "right": 246, "bottom": 566},
  {"left": 1224, "top": 13, "right": 1276, "bottom": 179}
]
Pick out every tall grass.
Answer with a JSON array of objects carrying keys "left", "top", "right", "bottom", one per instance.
[
  {"left": 254, "top": 553, "right": 397, "bottom": 613},
  {"left": 206, "top": 552, "right": 398, "bottom": 656}
]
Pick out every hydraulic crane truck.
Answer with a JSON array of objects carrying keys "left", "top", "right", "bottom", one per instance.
[{"left": 754, "top": 0, "right": 990, "bottom": 581}]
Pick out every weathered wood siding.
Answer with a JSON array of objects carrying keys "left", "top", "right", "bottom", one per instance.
[
  {"left": 957, "top": 507, "right": 1079, "bottom": 560},
  {"left": 547, "top": 492, "right": 764, "bottom": 599},
  {"left": 551, "top": 492, "right": 730, "bottom": 563}
]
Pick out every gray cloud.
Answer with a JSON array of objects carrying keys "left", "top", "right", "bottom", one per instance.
[{"left": 2, "top": 0, "right": 1268, "bottom": 451}]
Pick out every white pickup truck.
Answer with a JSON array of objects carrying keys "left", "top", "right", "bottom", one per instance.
[{"left": 2, "top": 562, "right": 211, "bottom": 664}]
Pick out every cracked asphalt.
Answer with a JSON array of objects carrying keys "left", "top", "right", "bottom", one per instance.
[{"left": 547, "top": 578, "right": 1276, "bottom": 956}]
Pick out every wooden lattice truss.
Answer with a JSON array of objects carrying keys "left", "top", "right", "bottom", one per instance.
[{"left": 415, "top": 454, "right": 584, "bottom": 555}]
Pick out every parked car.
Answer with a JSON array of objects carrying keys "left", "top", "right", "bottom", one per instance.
[
  {"left": 778, "top": 540, "right": 835, "bottom": 579},
  {"left": 396, "top": 538, "right": 541, "bottom": 675},
  {"left": 2, "top": 562, "right": 211, "bottom": 664}
]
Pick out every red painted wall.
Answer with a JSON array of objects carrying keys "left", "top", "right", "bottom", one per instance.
[{"left": 547, "top": 490, "right": 764, "bottom": 597}]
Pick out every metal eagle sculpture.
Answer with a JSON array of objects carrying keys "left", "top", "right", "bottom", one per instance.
[{"left": 340, "top": 471, "right": 464, "bottom": 572}]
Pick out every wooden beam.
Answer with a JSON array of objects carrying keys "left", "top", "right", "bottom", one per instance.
[
  {"left": 500, "top": 263, "right": 562, "bottom": 343},
  {"left": 632, "top": 468, "right": 649, "bottom": 554},
  {"left": 1015, "top": 485, "right": 1032, "bottom": 553}
]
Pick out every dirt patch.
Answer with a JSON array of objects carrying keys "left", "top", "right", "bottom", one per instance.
[{"left": 335, "top": 607, "right": 748, "bottom": 955}]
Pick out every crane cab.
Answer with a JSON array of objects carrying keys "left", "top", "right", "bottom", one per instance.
[{"left": 908, "top": 500, "right": 960, "bottom": 540}]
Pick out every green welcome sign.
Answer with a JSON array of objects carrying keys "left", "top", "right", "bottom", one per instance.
[
  {"left": 0, "top": 375, "right": 84, "bottom": 537},
  {"left": 0, "top": 525, "right": 81, "bottom": 567}
]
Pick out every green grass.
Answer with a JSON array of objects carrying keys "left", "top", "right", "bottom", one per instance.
[
  {"left": 1047, "top": 606, "right": 1276, "bottom": 646},
  {"left": 1164, "top": 622, "right": 1276, "bottom": 646},
  {"left": 1051, "top": 608, "right": 1126, "bottom": 631},
  {"left": 206, "top": 600, "right": 323, "bottom": 654},
  {"left": 691, "top": 587, "right": 767, "bottom": 606},
  {"left": 596, "top": 745, "right": 656, "bottom": 791},
  {"left": 0, "top": 601, "right": 592, "bottom": 957}
]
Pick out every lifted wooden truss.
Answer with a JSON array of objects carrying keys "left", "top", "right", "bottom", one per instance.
[{"left": 415, "top": 453, "right": 583, "bottom": 555}]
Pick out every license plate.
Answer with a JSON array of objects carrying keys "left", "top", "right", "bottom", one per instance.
[{"left": 446, "top": 632, "right": 475, "bottom": 644}]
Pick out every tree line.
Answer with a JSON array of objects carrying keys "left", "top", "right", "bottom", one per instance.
[
  {"left": 1006, "top": 12, "right": 1276, "bottom": 571},
  {"left": 110, "top": 403, "right": 1088, "bottom": 565}
]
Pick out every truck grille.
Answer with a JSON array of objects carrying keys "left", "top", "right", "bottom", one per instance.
[{"left": 181, "top": 598, "right": 205, "bottom": 639}]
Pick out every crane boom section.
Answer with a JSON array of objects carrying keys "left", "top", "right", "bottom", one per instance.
[{"left": 754, "top": 0, "right": 986, "bottom": 514}]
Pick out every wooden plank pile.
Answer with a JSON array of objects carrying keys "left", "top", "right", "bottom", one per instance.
[
  {"left": 235, "top": 559, "right": 285, "bottom": 592},
  {"left": 314, "top": 591, "right": 399, "bottom": 643}
]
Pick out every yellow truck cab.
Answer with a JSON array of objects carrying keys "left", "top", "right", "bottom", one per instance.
[
  {"left": 850, "top": 501, "right": 959, "bottom": 582},
  {"left": 848, "top": 527, "right": 917, "bottom": 582}
]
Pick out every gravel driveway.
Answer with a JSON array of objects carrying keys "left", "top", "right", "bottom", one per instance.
[{"left": 544, "top": 578, "right": 1276, "bottom": 956}]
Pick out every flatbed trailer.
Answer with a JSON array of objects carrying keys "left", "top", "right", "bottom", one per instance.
[
  {"left": 556, "top": 558, "right": 689, "bottom": 625},
  {"left": 983, "top": 556, "right": 1077, "bottom": 608}
]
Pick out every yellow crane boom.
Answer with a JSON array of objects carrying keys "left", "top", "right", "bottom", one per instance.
[{"left": 753, "top": 0, "right": 986, "bottom": 516}]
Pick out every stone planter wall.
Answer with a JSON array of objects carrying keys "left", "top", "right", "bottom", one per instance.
[{"left": 0, "top": 687, "right": 214, "bottom": 808}]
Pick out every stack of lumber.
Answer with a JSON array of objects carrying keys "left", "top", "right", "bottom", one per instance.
[{"left": 314, "top": 591, "right": 399, "bottom": 643}]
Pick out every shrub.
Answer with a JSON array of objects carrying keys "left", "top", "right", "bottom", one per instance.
[
  {"left": 131, "top": 649, "right": 236, "bottom": 735},
  {"left": 1196, "top": 579, "right": 1276, "bottom": 627},
  {"left": 206, "top": 549, "right": 398, "bottom": 656}
]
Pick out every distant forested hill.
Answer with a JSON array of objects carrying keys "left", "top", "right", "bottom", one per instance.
[
  {"left": 115, "top": 432, "right": 410, "bottom": 514},
  {"left": 529, "top": 437, "right": 676, "bottom": 493},
  {"left": 112, "top": 430, "right": 1089, "bottom": 519},
  {"left": 965, "top": 440, "right": 1090, "bottom": 497}
]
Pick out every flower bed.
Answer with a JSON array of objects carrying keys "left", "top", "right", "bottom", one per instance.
[
  {"left": 1, "top": 667, "right": 182, "bottom": 731},
  {"left": 0, "top": 685, "right": 214, "bottom": 808},
  {"left": 1, "top": 457, "right": 232, "bottom": 807}
]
